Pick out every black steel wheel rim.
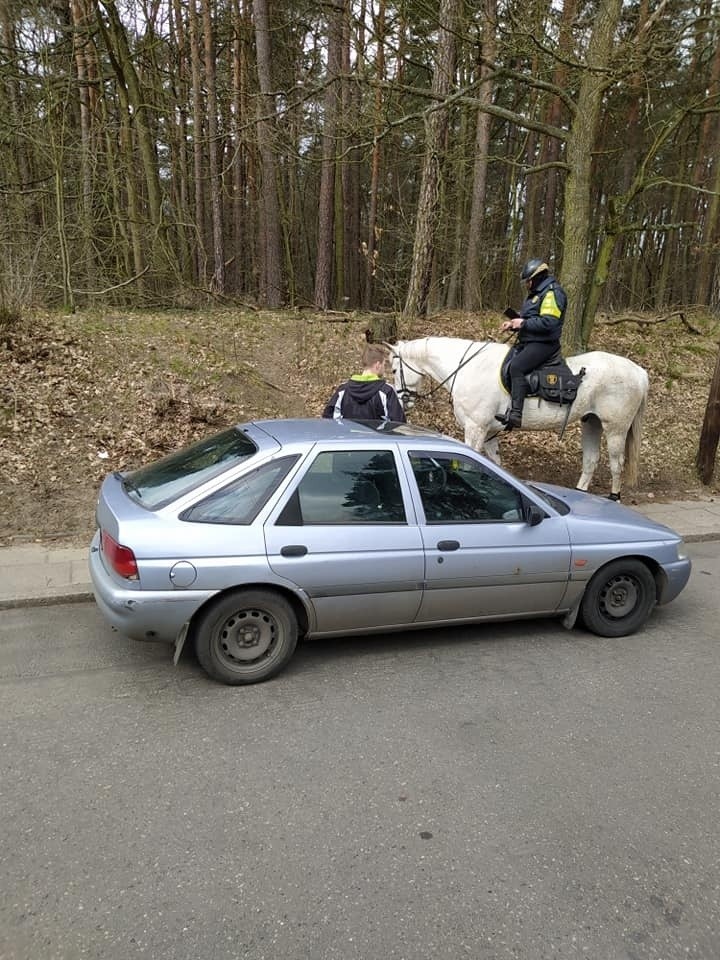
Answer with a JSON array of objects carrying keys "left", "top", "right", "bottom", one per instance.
[
  {"left": 598, "top": 573, "right": 640, "bottom": 621},
  {"left": 214, "top": 607, "right": 278, "bottom": 668}
]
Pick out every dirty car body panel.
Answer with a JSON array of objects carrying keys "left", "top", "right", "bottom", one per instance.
[{"left": 89, "top": 418, "right": 692, "bottom": 684}]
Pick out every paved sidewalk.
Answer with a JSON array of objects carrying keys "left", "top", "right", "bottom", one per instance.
[
  {"left": 1, "top": 498, "right": 718, "bottom": 610},
  {"left": 0, "top": 542, "right": 93, "bottom": 609}
]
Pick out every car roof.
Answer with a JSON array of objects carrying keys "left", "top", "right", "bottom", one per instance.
[{"left": 244, "top": 417, "right": 457, "bottom": 448}]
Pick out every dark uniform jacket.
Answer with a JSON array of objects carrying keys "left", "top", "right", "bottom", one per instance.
[
  {"left": 322, "top": 375, "right": 406, "bottom": 423},
  {"left": 518, "top": 274, "right": 567, "bottom": 345}
]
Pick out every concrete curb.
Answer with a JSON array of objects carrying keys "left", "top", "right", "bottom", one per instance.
[
  {"left": 0, "top": 591, "right": 94, "bottom": 611},
  {"left": 683, "top": 532, "right": 720, "bottom": 543}
]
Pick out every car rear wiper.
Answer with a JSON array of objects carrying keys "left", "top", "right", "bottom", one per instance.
[{"left": 115, "top": 471, "right": 143, "bottom": 498}]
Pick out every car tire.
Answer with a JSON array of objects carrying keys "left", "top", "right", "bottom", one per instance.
[
  {"left": 579, "top": 559, "right": 656, "bottom": 638},
  {"left": 194, "top": 589, "right": 298, "bottom": 685}
]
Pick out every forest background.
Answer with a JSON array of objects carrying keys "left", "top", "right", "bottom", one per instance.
[
  {"left": 1, "top": 0, "right": 720, "bottom": 336},
  {"left": 1, "top": 0, "right": 720, "bottom": 544}
]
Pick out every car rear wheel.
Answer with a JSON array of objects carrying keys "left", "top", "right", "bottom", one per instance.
[
  {"left": 579, "top": 559, "right": 656, "bottom": 638},
  {"left": 194, "top": 589, "right": 298, "bottom": 685}
]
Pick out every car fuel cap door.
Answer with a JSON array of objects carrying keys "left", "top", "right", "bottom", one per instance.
[{"left": 169, "top": 561, "right": 197, "bottom": 588}]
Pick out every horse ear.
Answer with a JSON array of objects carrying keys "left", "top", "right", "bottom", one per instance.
[{"left": 380, "top": 340, "right": 395, "bottom": 351}]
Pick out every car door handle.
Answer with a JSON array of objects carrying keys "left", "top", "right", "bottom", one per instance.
[
  {"left": 436, "top": 540, "right": 460, "bottom": 551},
  {"left": 280, "top": 545, "right": 308, "bottom": 557}
]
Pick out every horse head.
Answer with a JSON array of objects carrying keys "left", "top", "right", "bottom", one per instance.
[{"left": 385, "top": 341, "right": 424, "bottom": 411}]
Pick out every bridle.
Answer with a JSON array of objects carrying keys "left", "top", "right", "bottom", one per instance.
[{"left": 390, "top": 337, "right": 499, "bottom": 407}]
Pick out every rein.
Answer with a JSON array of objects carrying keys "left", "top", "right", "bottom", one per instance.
[{"left": 392, "top": 337, "right": 507, "bottom": 406}]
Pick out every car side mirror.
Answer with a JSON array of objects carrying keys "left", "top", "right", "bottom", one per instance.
[{"left": 525, "top": 503, "right": 544, "bottom": 526}]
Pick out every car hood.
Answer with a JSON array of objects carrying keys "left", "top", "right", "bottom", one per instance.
[{"left": 529, "top": 482, "right": 684, "bottom": 542}]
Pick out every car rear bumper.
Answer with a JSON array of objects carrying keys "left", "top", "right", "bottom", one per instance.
[
  {"left": 89, "top": 534, "right": 217, "bottom": 643},
  {"left": 657, "top": 556, "right": 692, "bottom": 605}
]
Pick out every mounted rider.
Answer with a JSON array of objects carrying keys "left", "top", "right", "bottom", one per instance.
[{"left": 495, "top": 258, "right": 567, "bottom": 430}]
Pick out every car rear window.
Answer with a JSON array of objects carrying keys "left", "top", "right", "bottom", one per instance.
[
  {"left": 181, "top": 455, "right": 299, "bottom": 524},
  {"left": 120, "top": 427, "right": 258, "bottom": 510}
]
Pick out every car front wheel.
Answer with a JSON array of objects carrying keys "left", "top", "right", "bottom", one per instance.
[
  {"left": 194, "top": 589, "right": 298, "bottom": 685},
  {"left": 579, "top": 559, "right": 656, "bottom": 638}
]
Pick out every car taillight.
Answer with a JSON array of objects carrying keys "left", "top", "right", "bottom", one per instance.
[{"left": 101, "top": 530, "right": 139, "bottom": 580}]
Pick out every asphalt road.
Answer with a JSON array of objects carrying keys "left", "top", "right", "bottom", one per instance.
[{"left": 1, "top": 542, "right": 719, "bottom": 960}]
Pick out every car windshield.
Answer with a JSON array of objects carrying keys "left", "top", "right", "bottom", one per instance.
[{"left": 120, "top": 427, "right": 258, "bottom": 510}]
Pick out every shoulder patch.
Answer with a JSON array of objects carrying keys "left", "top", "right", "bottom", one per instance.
[{"left": 540, "top": 290, "right": 562, "bottom": 319}]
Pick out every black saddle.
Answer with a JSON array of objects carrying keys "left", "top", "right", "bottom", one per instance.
[{"left": 501, "top": 347, "right": 585, "bottom": 406}]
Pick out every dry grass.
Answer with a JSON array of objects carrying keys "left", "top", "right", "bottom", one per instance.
[{"left": 1, "top": 306, "right": 718, "bottom": 546}]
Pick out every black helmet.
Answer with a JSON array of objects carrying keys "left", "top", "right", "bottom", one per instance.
[{"left": 521, "top": 258, "right": 549, "bottom": 282}]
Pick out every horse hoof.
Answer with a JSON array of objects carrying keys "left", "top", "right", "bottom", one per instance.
[{"left": 607, "top": 492, "right": 621, "bottom": 501}]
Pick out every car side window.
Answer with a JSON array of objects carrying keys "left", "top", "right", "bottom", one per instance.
[
  {"left": 409, "top": 452, "right": 522, "bottom": 524},
  {"left": 276, "top": 450, "right": 406, "bottom": 525},
  {"left": 180, "top": 456, "right": 299, "bottom": 524}
]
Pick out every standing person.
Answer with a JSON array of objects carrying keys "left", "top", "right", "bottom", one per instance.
[
  {"left": 495, "top": 258, "right": 567, "bottom": 430},
  {"left": 322, "top": 344, "right": 407, "bottom": 423}
]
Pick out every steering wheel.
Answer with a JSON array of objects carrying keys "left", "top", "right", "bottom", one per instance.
[{"left": 422, "top": 467, "right": 446, "bottom": 496}]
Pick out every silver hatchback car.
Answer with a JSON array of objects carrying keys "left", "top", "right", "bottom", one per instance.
[{"left": 89, "top": 418, "right": 691, "bottom": 685}]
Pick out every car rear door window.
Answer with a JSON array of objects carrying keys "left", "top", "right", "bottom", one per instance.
[
  {"left": 276, "top": 450, "right": 406, "bottom": 525},
  {"left": 181, "top": 456, "right": 299, "bottom": 524}
]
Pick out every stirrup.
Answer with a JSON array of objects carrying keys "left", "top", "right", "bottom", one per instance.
[{"left": 495, "top": 409, "right": 521, "bottom": 429}]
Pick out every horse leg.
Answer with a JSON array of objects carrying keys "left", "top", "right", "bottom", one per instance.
[
  {"left": 465, "top": 422, "right": 501, "bottom": 463},
  {"left": 577, "top": 415, "right": 602, "bottom": 491},
  {"left": 483, "top": 433, "right": 501, "bottom": 465},
  {"left": 604, "top": 428, "right": 628, "bottom": 499}
]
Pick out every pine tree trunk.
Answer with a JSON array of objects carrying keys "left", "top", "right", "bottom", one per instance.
[
  {"left": 187, "top": 0, "right": 208, "bottom": 284},
  {"left": 314, "top": 0, "right": 344, "bottom": 310},
  {"left": 363, "top": 0, "right": 386, "bottom": 308},
  {"left": 538, "top": 0, "right": 575, "bottom": 262},
  {"left": 98, "top": 2, "right": 163, "bottom": 231},
  {"left": 463, "top": 0, "right": 496, "bottom": 310},
  {"left": 201, "top": 0, "right": 225, "bottom": 294},
  {"left": 169, "top": 0, "right": 193, "bottom": 284},
  {"left": 229, "top": 0, "right": 248, "bottom": 294},
  {"left": 71, "top": 0, "right": 97, "bottom": 290},
  {"left": 561, "top": 0, "right": 622, "bottom": 352},
  {"left": 696, "top": 345, "right": 720, "bottom": 484},
  {"left": 403, "top": 0, "right": 461, "bottom": 318},
  {"left": 693, "top": 37, "right": 720, "bottom": 303},
  {"left": 253, "top": 0, "right": 284, "bottom": 306}
]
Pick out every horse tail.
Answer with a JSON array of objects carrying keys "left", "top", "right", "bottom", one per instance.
[{"left": 623, "top": 383, "right": 647, "bottom": 488}]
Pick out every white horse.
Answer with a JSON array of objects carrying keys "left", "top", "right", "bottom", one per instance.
[{"left": 389, "top": 337, "right": 649, "bottom": 498}]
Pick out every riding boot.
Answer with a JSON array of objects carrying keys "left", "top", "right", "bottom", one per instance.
[{"left": 495, "top": 377, "right": 529, "bottom": 430}]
